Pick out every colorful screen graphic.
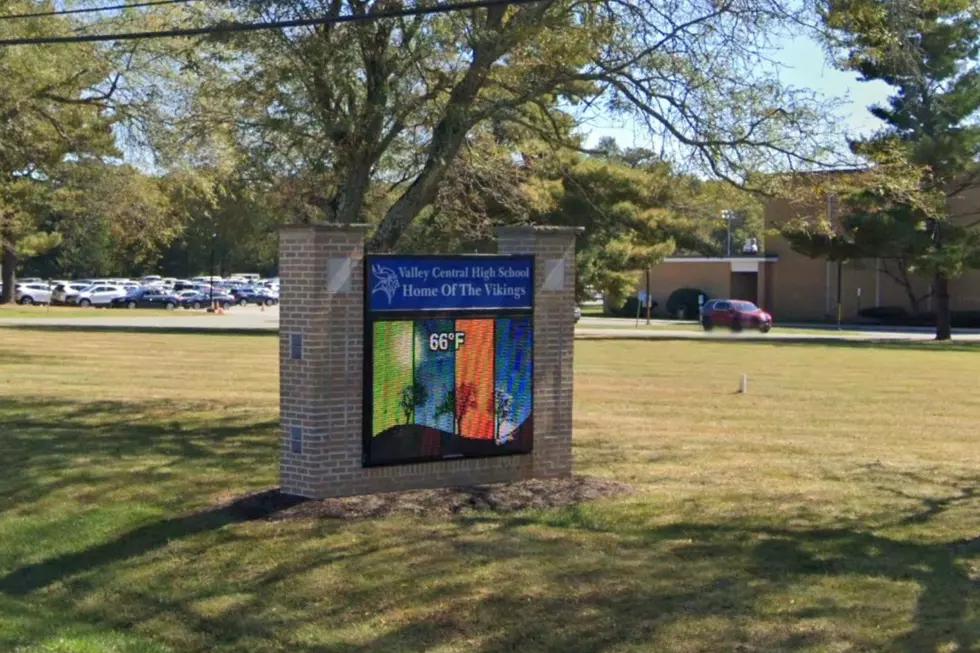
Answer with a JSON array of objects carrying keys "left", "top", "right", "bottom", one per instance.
[{"left": 366, "top": 316, "right": 533, "bottom": 465}]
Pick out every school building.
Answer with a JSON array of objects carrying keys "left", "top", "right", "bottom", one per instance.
[{"left": 637, "top": 179, "right": 980, "bottom": 322}]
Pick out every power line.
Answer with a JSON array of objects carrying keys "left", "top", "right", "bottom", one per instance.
[
  {"left": 0, "top": 0, "right": 543, "bottom": 46},
  {"left": 0, "top": 0, "right": 199, "bottom": 21}
]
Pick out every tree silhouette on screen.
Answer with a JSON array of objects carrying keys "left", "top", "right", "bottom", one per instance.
[
  {"left": 491, "top": 389, "right": 514, "bottom": 444},
  {"left": 399, "top": 380, "right": 429, "bottom": 425}
]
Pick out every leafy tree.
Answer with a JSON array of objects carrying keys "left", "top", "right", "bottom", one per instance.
[
  {"left": 165, "top": 0, "right": 836, "bottom": 253},
  {"left": 0, "top": 5, "right": 118, "bottom": 301},
  {"left": 788, "top": 0, "right": 980, "bottom": 339}
]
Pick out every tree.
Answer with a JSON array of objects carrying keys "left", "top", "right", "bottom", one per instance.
[
  {"left": 165, "top": 0, "right": 837, "bottom": 253},
  {"left": 455, "top": 383, "right": 478, "bottom": 436},
  {"left": 399, "top": 380, "right": 429, "bottom": 425},
  {"left": 491, "top": 389, "right": 514, "bottom": 444},
  {"left": 0, "top": 6, "right": 118, "bottom": 301},
  {"left": 435, "top": 388, "right": 458, "bottom": 434},
  {"left": 811, "top": 0, "right": 980, "bottom": 339}
]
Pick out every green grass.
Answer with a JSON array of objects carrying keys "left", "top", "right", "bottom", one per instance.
[
  {"left": 1, "top": 329, "right": 978, "bottom": 653},
  {"left": 0, "top": 306, "right": 203, "bottom": 319}
]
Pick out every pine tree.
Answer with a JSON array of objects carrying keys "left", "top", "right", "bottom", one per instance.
[{"left": 821, "top": 0, "right": 980, "bottom": 339}]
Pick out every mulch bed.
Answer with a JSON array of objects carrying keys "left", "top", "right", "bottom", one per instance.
[{"left": 218, "top": 476, "right": 633, "bottom": 522}]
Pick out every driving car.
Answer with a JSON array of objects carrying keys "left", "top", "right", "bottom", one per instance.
[
  {"left": 68, "top": 284, "right": 128, "bottom": 307},
  {"left": 574, "top": 306, "right": 582, "bottom": 323},
  {"left": 109, "top": 288, "right": 180, "bottom": 310},
  {"left": 700, "top": 299, "right": 772, "bottom": 333},
  {"left": 15, "top": 283, "right": 52, "bottom": 305}
]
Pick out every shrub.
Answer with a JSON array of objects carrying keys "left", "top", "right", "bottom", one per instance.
[
  {"left": 610, "top": 296, "right": 660, "bottom": 318},
  {"left": 857, "top": 306, "right": 910, "bottom": 324},
  {"left": 857, "top": 306, "right": 980, "bottom": 328},
  {"left": 666, "top": 288, "right": 708, "bottom": 320}
]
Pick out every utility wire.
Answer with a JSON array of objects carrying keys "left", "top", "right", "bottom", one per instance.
[
  {"left": 0, "top": 0, "right": 543, "bottom": 46},
  {"left": 0, "top": 0, "right": 199, "bottom": 21}
]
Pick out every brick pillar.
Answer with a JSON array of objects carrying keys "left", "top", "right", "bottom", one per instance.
[
  {"left": 496, "top": 226, "right": 582, "bottom": 478},
  {"left": 279, "top": 224, "right": 369, "bottom": 498}
]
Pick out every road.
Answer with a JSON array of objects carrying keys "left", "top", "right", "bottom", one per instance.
[{"left": 2, "top": 307, "right": 979, "bottom": 342}]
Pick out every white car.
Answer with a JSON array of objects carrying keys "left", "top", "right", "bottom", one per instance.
[
  {"left": 15, "top": 283, "right": 52, "bottom": 305},
  {"left": 69, "top": 284, "right": 127, "bottom": 307},
  {"left": 51, "top": 283, "right": 90, "bottom": 305}
]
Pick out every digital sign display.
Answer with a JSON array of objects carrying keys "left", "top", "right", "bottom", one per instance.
[{"left": 364, "top": 256, "right": 533, "bottom": 467}]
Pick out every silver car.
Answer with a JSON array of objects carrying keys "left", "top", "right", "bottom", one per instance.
[
  {"left": 15, "top": 283, "right": 52, "bottom": 305},
  {"left": 68, "top": 284, "right": 127, "bottom": 307}
]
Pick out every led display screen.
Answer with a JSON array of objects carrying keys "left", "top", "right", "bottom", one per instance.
[{"left": 365, "top": 316, "right": 533, "bottom": 466}]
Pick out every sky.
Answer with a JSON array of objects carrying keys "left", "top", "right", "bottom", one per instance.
[{"left": 578, "top": 33, "right": 893, "bottom": 151}]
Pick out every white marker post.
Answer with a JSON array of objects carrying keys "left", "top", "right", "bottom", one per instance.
[{"left": 739, "top": 374, "right": 748, "bottom": 394}]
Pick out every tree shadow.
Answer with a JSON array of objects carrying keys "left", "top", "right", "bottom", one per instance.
[
  {"left": 0, "top": 489, "right": 306, "bottom": 597},
  {"left": 0, "top": 396, "right": 279, "bottom": 510}
]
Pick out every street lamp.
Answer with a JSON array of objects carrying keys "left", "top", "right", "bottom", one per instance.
[
  {"left": 722, "top": 210, "right": 734, "bottom": 257},
  {"left": 209, "top": 231, "right": 217, "bottom": 309}
]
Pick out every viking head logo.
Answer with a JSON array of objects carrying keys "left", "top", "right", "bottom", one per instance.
[{"left": 371, "top": 264, "right": 400, "bottom": 304}]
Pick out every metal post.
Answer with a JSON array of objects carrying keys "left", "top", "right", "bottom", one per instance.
[
  {"left": 836, "top": 259, "right": 843, "bottom": 329},
  {"left": 644, "top": 269, "right": 651, "bottom": 325},
  {"left": 725, "top": 211, "right": 732, "bottom": 257}
]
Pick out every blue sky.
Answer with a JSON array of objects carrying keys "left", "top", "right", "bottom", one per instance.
[{"left": 579, "top": 34, "right": 893, "bottom": 150}]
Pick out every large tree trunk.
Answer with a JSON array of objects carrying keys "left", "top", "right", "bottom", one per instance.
[
  {"left": 934, "top": 272, "right": 951, "bottom": 341},
  {"left": 1, "top": 233, "right": 15, "bottom": 304},
  {"left": 366, "top": 9, "right": 511, "bottom": 252}
]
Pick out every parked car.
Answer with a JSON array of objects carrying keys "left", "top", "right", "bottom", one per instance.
[
  {"left": 230, "top": 287, "right": 278, "bottom": 307},
  {"left": 15, "top": 283, "right": 52, "bottom": 305},
  {"left": 574, "top": 306, "right": 582, "bottom": 323},
  {"left": 51, "top": 283, "right": 90, "bottom": 305},
  {"left": 179, "top": 290, "right": 234, "bottom": 310},
  {"left": 700, "top": 299, "right": 772, "bottom": 333},
  {"left": 68, "top": 284, "right": 127, "bottom": 307},
  {"left": 110, "top": 288, "right": 180, "bottom": 310}
]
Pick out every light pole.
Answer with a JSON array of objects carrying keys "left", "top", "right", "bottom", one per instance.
[
  {"left": 722, "top": 210, "right": 733, "bottom": 257},
  {"left": 209, "top": 231, "right": 217, "bottom": 310}
]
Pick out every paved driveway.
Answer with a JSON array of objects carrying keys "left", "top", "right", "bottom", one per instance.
[{"left": 1, "top": 307, "right": 978, "bottom": 342}]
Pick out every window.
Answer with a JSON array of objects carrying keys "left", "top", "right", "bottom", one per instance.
[{"left": 715, "top": 301, "right": 732, "bottom": 311}]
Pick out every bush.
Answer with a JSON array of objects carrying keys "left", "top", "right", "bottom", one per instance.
[
  {"left": 666, "top": 288, "right": 709, "bottom": 320},
  {"left": 857, "top": 306, "right": 980, "bottom": 328},
  {"left": 857, "top": 306, "right": 910, "bottom": 324},
  {"left": 610, "top": 296, "right": 660, "bottom": 318}
]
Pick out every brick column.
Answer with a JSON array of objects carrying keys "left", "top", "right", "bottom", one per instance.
[
  {"left": 279, "top": 224, "right": 581, "bottom": 499},
  {"left": 496, "top": 226, "right": 582, "bottom": 478},
  {"left": 279, "top": 224, "right": 369, "bottom": 498}
]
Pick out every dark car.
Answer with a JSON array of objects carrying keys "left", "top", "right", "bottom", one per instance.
[
  {"left": 179, "top": 290, "right": 234, "bottom": 310},
  {"left": 700, "top": 299, "right": 772, "bottom": 333},
  {"left": 231, "top": 287, "right": 278, "bottom": 307},
  {"left": 110, "top": 288, "right": 180, "bottom": 310}
]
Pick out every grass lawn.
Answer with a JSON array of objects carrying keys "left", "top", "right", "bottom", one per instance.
[
  {"left": 0, "top": 329, "right": 978, "bottom": 653},
  {"left": 0, "top": 306, "right": 204, "bottom": 319}
]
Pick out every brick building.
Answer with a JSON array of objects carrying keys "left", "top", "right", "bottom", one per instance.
[{"left": 637, "top": 179, "right": 980, "bottom": 322}]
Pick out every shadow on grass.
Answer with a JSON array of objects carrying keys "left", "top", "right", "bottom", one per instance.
[
  {"left": 0, "top": 324, "right": 277, "bottom": 337},
  {"left": 1, "top": 479, "right": 975, "bottom": 652},
  {"left": 0, "top": 490, "right": 306, "bottom": 597},
  {"left": 0, "top": 396, "right": 279, "bottom": 508},
  {"left": 577, "top": 335, "right": 980, "bottom": 352}
]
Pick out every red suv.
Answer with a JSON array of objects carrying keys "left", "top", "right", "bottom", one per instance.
[{"left": 700, "top": 299, "right": 773, "bottom": 333}]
